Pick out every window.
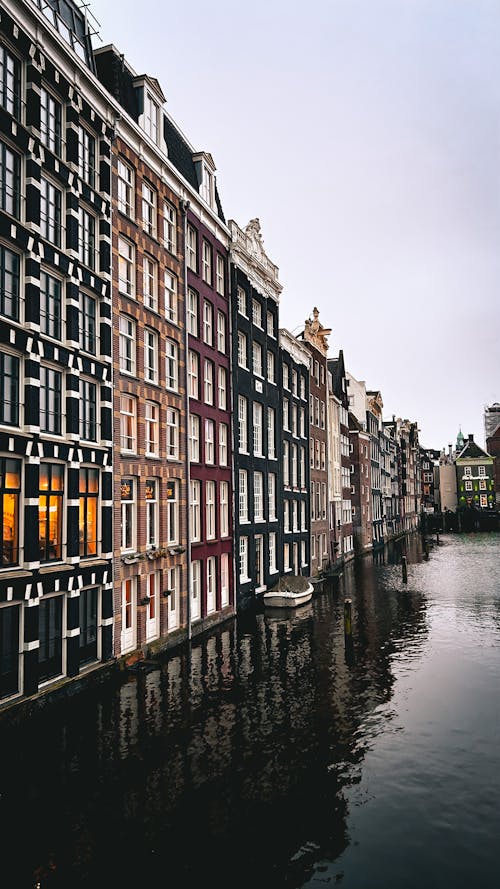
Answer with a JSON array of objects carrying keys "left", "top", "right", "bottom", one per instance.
[
  {"left": 267, "top": 351, "right": 275, "bottom": 383},
  {"left": 284, "top": 501, "right": 290, "bottom": 532},
  {"left": 0, "top": 458, "right": 20, "bottom": 567},
  {"left": 291, "top": 444, "right": 298, "bottom": 487},
  {"left": 202, "top": 241, "right": 212, "bottom": 284},
  {"left": 187, "top": 288, "right": 198, "bottom": 336},
  {"left": 463, "top": 466, "right": 471, "bottom": 477},
  {"left": 79, "top": 292, "right": 96, "bottom": 354},
  {"left": 144, "top": 92, "right": 159, "bottom": 142},
  {"left": 284, "top": 543, "right": 290, "bottom": 571},
  {"left": 238, "top": 396, "right": 248, "bottom": 452},
  {"left": 190, "top": 480, "right": 201, "bottom": 542},
  {"left": 206, "top": 557, "right": 216, "bottom": 612},
  {"left": 201, "top": 164, "right": 214, "bottom": 206},
  {"left": 0, "top": 244, "right": 19, "bottom": 322},
  {"left": 217, "top": 311, "right": 226, "bottom": 353},
  {"left": 119, "top": 315, "right": 136, "bottom": 375},
  {"left": 237, "top": 331, "right": 248, "bottom": 368},
  {"left": 0, "top": 141, "right": 20, "bottom": 219},
  {"left": 38, "top": 594, "right": 63, "bottom": 682},
  {"left": 219, "top": 423, "right": 228, "bottom": 466},
  {"left": 218, "top": 366, "right": 227, "bottom": 410},
  {"left": 203, "top": 300, "right": 213, "bottom": 345},
  {"left": 188, "top": 350, "right": 199, "bottom": 398},
  {"left": 189, "top": 414, "right": 200, "bottom": 463},
  {"left": 165, "top": 339, "right": 178, "bottom": 391},
  {"left": 38, "top": 463, "right": 64, "bottom": 562},
  {"left": 205, "top": 418, "right": 215, "bottom": 464},
  {"left": 118, "top": 237, "right": 135, "bottom": 297},
  {"left": 239, "top": 536, "right": 248, "bottom": 581},
  {"left": 191, "top": 560, "right": 201, "bottom": 614},
  {"left": 167, "top": 479, "right": 179, "bottom": 543},
  {"left": 254, "top": 472, "right": 263, "bottom": 522},
  {"left": 78, "top": 126, "right": 96, "bottom": 187},
  {"left": 283, "top": 364, "right": 289, "bottom": 390},
  {"left": 292, "top": 371, "right": 298, "bottom": 396},
  {"left": 166, "top": 408, "right": 179, "bottom": 460},
  {"left": 206, "top": 480, "right": 216, "bottom": 540},
  {"left": 292, "top": 405, "right": 298, "bottom": 437},
  {"left": 145, "top": 401, "right": 159, "bottom": 457},
  {"left": 283, "top": 441, "right": 289, "bottom": 486},
  {"left": 300, "top": 448, "right": 306, "bottom": 487},
  {"left": 40, "top": 176, "right": 61, "bottom": 245},
  {"left": 465, "top": 480, "right": 473, "bottom": 491},
  {"left": 186, "top": 224, "right": 197, "bottom": 271},
  {"left": 204, "top": 359, "right": 214, "bottom": 405},
  {"left": 39, "top": 270, "right": 62, "bottom": 340},
  {"left": 252, "top": 342, "right": 262, "bottom": 376},
  {"left": 144, "top": 328, "right": 159, "bottom": 384},
  {"left": 0, "top": 351, "right": 19, "bottom": 426},
  {"left": 293, "top": 500, "right": 298, "bottom": 531},
  {"left": 0, "top": 45, "right": 21, "bottom": 120},
  {"left": 163, "top": 201, "right": 177, "bottom": 253},
  {"left": 268, "top": 407, "right": 275, "bottom": 458},
  {"left": 119, "top": 394, "right": 137, "bottom": 453},
  {"left": 267, "top": 311, "right": 274, "bottom": 337},
  {"left": 300, "top": 376, "right": 306, "bottom": 399},
  {"left": 117, "top": 158, "right": 134, "bottom": 218},
  {"left": 479, "top": 466, "right": 486, "bottom": 477},
  {"left": 146, "top": 479, "right": 159, "bottom": 547},
  {"left": 237, "top": 287, "right": 246, "bottom": 315},
  {"left": 269, "top": 532, "right": 276, "bottom": 572},
  {"left": 321, "top": 441, "right": 326, "bottom": 471},
  {"left": 216, "top": 255, "right": 225, "bottom": 294},
  {"left": 40, "top": 87, "right": 61, "bottom": 155},
  {"left": 268, "top": 473, "right": 276, "bottom": 521},
  {"left": 40, "top": 366, "right": 62, "bottom": 434},
  {"left": 164, "top": 270, "right": 177, "bottom": 323},
  {"left": 479, "top": 479, "right": 487, "bottom": 491},
  {"left": 220, "top": 481, "right": 229, "bottom": 537},
  {"left": 79, "top": 379, "right": 97, "bottom": 441},
  {"left": 300, "top": 407, "right": 305, "bottom": 438},
  {"left": 142, "top": 181, "right": 157, "bottom": 236},
  {"left": 283, "top": 400, "right": 289, "bottom": 431},
  {"left": 143, "top": 256, "right": 158, "bottom": 312},
  {"left": 79, "top": 467, "right": 98, "bottom": 558},
  {"left": 252, "top": 299, "right": 262, "bottom": 328},
  {"left": 301, "top": 500, "right": 306, "bottom": 530},
  {"left": 120, "top": 478, "right": 136, "bottom": 550},
  {"left": 253, "top": 402, "right": 263, "bottom": 456},
  {"left": 239, "top": 470, "right": 248, "bottom": 522},
  {"left": 78, "top": 207, "right": 95, "bottom": 270},
  {"left": 221, "top": 553, "right": 229, "bottom": 607},
  {"left": 480, "top": 494, "right": 488, "bottom": 508}
]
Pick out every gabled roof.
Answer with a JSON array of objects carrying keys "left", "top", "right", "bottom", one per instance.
[
  {"left": 456, "top": 440, "right": 491, "bottom": 460},
  {"left": 328, "top": 351, "right": 346, "bottom": 403}
]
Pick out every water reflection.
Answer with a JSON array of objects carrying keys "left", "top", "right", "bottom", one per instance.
[{"left": 2, "top": 534, "right": 499, "bottom": 888}]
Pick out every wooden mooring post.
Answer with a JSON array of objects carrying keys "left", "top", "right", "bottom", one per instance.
[
  {"left": 402, "top": 555, "right": 408, "bottom": 583},
  {"left": 344, "top": 598, "right": 353, "bottom": 637}
]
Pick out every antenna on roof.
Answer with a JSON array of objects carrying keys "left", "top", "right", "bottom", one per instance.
[{"left": 76, "top": 1, "right": 102, "bottom": 40}]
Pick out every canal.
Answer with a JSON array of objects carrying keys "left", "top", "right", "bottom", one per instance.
[{"left": 1, "top": 532, "right": 499, "bottom": 888}]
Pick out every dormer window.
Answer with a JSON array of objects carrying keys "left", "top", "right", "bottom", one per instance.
[
  {"left": 201, "top": 166, "right": 214, "bottom": 207},
  {"left": 194, "top": 152, "right": 217, "bottom": 210},
  {"left": 144, "top": 92, "right": 159, "bottom": 143}
]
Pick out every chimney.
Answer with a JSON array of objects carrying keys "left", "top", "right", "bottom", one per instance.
[
  {"left": 468, "top": 433, "right": 474, "bottom": 442},
  {"left": 448, "top": 443, "right": 452, "bottom": 456}
]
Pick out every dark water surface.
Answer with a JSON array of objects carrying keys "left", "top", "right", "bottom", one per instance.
[{"left": 1, "top": 533, "right": 500, "bottom": 888}]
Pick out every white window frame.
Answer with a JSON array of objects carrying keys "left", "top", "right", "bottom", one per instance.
[
  {"left": 163, "top": 200, "right": 177, "bottom": 254},
  {"left": 206, "top": 480, "right": 216, "bottom": 540},
  {"left": 166, "top": 407, "right": 179, "bottom": 460},
  {"left": 165, "top": 339, "right": 178, "bottom": 391}
]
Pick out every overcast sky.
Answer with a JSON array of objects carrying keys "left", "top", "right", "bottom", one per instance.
[{"left": 89, "top": 0, "right": 500, "bottom": 450}]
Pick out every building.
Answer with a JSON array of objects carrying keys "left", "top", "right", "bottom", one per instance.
[
  {"left": 0, "top": 0, "right": 115, "bottom": 706},
  {"left": 230, "top": 218, "right": 281, "bottom": 610},
  {"left": 456, "top": 434, "right": 495, "bottom": 511},
  {"left": 328, "top": 352, "right": 354, "bottom": 563},
  {"left": 420, "top": 446, "right": 440, "bottom": 513},
  {"left": 366, "top": 391, "right": 384, "bottom": 546},
  {"left": 486, "top": 426, "right": 500, "bottom": 507},
  {"left": 299, "top": 309, "right": 331, "bottom": 574},
  {"left": 279, "top": 329, "right": 310, "bottom": 577},
  {"left": 348, "top": 413, "right": 372, "bottom": 552},
  {"left": 437, "top": 445, "right": 458, "bottom": 513},
  {"left": 484, "top": 403, "right": 500, "bottom": 444}
]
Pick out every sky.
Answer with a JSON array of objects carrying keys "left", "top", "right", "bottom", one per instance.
[{"left": 87, "top": 0, "right": 500, "bottom": 450}]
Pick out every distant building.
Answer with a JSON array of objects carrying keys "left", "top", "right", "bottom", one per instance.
[
  {"left": 484, "top": 403, "right": 500, "bottom": 444},
  {"left": 456, "top": 434, "right": 495, "bottom": 511}
]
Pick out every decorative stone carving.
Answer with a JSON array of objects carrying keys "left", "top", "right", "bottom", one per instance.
[{"left": 303, "top": 307, "right": 331, "bottom": 354}]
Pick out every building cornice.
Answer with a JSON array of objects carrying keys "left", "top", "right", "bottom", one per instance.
[
  {"left": 229, "top": 218, "right": 282, "bottom": 302},
  {"left": 279, "top": 328, "right": 311, "bottom": 369}
]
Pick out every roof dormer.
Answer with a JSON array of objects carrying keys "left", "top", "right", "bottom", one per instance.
[
  {"left": 133, "top": 75, "right": 167, "bottom": 148},
  {"left": 193, "top": 152, "right": 216, "bottom": 210}
]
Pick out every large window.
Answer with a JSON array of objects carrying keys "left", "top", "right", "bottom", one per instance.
[
  {"left": 0, "top": 141, "right": 20, "bottom": 219},
  {"left": 220, "top": 481, "right": 229, "bottom": 537},
  {"left": 203, "top": 300, "right": 213, "bottom": 345},
  {"left": 206, "top": 480, "right": 216, "bottom": 540},
  {"left": 164, "top": 201, "right": 177, "bottom": 254},
  {"left": 203, "top": 359, "right": 214, "bottom": 405},
  {"left": 1, "top": 458, "right": 20, "bottom": 567},
  {"left": 165, "top": 339, "right": 178, "bottom": 391},
  {"left": 79, "top": 587, "right": 98, "bottom": 665},
  {"left": 118, "top": 237, "right": 135, "bottom": 297},
  {"left": 237, "top": 332, "right": 247, "bottom": 368},
  {"left": 40, "top": 87, "right": 61, "bottom": 155},
  {"left": 218, "top": 366, "right": 227, "bottom": 410},
  {"left": 79, "top": 292, "right": 97, "bottom": 354},
  {"left": 216, "top": 255, "right": 225, "bottom": 295},
  {"left": 142, "top": 181, "right": 157, "bottom": 237},
  {"left": 186, "top": 224, "right": 197, "bottom": 271},
  {"left": 268, "top": 473, "right": 276, "bottom": 521},
  {"left": 119, "top": 315, "right": 136, "bottom": 375},
  {"left": 38, "top": 463, "right": 64, "bottom": 562},
  {"left": 119, "top": 394, "right": 137, "bottom": 453},
  {"left": 202, "top": 240, "right": 212, "bottom": 284},
  {"left": 252, "top": 342, "right": 262, "bottom": 377},
  {"left": 117, "top": 158, "right": 134, "bottom": 218},
  {"left": 253, "top": 402, "right": 263, "bottom": 456},
  {"left": 221, "top": 553, "right": 229, "bottom": 607},
  {"left": 38, "top": 595, "right": 63, "bottom": 682},
  {"left": 79, "top": 379, "right": 97, "bottom": 442},
  {"left": 268, "top": 407, "right": 275, "bottom": 459},
  {"left": 188, "top": 350, "right": 199, "bottom": 399},
  {"left": 143, "top": 256, "right": 158, "bottom": 312},
  {"left": 187, "top": 288, "right": 198, "bottom": 335},
  {"left": 78, "top": 207, "right": 96, "bottom": 270},
  {"left": 40, "top": 176, "right": 61, "bottom": 245},
  {"left": 40, "top": 270, "right": 62, "bottom": 340},
  {"left": 206, "top": 556, "right": 216, "bottom": 613},
  {"left": 238, "top": 395, "right": 248, "bottom": 453},
  {"left": 189, "top": 414, "right": 200, "bottom": 463},
  {"left": 78, "top": 126, "right": 96, "bottom": 187},
  {"left": 0, "top": 45, "right": 21, "bottom": 120},
  {"left": 0, "top": 351, "right": 19, "bottom": 426},
  {"left": 145, "top": 401, "right": 159, "bottom": 457},
  {"left": 166, "top": 408, "right": 179, "bottom": 461},
  {"left": 0, "top": 604, "right": 20, "bottom": 699},
  {"left": 146, "top": 478, "right": 159, "bottom": 548},
  {"left": 40, "top": 366, "right": 62, "bottom": 435},
  {"left": 79, "top": 467, "right": 98, "bottom": 558},
  {"left": 120, "top": 478, "right": 136, "bottom": 551},
  {"left": 239, "top": 469, "right": 248, "bottom": 522},
  {"left": 144, "top": 328, "right": 159, "bottom": 385},
  {"left": 254, "top": 471, "right": 263, "bottom": 522},
  {"left": 219, "top": 423, "right": 228, "bottom": 466},
  {"left": 239, "top": 536, "right": 248, "bottom": 581},
  {"left": 164, "top": 270, "right": 177, "bottom": 324},
  {"left": 217, "top": 310, "right": 226, "bottom": 353},
  {"left": 167, "top": 480, "right": 179, "bottom": 544},
  {"left": 0, "top": 244, "right": 20, "bottom": 321},
  {"left": 190, "top": 480, "right": 201, "bottom": 542},
  {"left": 205, "top": 418, "right": 215, "bottom": 465}
]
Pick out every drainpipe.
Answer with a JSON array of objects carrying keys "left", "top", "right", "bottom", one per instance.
[{"left": 180, "top": 199, "right": 192, "bottom": 643}]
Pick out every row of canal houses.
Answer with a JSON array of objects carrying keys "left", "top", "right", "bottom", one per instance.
[{"left": 0, "top": 0, "right": 421, "bottom": 710}]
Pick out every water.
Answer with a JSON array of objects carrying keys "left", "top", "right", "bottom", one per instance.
[{"left": 1, "top": 533, "right": 499, "bottom": 888}]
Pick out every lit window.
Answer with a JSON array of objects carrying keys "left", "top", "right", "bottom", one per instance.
[
  {"left": 38, "top": 463, "right": 64, "bottom": 562},
  {"left": 0, "top": 457, "right": 21, "bottom": 567},
  {"left": 119, "top": 315, "right": 136, "bottom": 375},
  {"left": 120, "top": 395, "right": 137, "bottom": 453},
  {"left": 79, "top": 467, "right": 99, "bottom": 558}
]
